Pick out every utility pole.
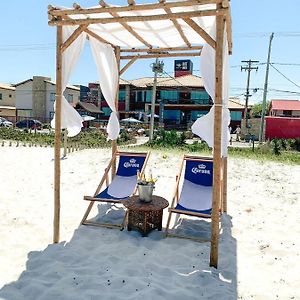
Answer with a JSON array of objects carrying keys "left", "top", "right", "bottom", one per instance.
[
  {"left": 241, "top": 59, "right": 259, "bottom": 129},
  {"left": 259, "top": 32, "right": 274, "bottom": 143},
  {"left": 149, "top": 58, "right": 164, "bottom": 141}
]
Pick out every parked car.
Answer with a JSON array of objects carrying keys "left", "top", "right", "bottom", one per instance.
[
  {"left": 0, "top": 117, "right": 13, "bottom": 128},
  {"left": 16, "top": 119, "right": 42, "bottom": 130}
]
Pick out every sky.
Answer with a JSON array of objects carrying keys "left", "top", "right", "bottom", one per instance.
[{"left": 0, "top": 0, "right": 300, "bottom": 104}]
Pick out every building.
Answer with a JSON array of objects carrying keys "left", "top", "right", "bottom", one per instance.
[
  {"left": 265, "top": 99, "right": 300, "bottom": 139},
  {"left": 87, "top": 76, "right": 244, "bottom": 130},
  {"left": 0, "top": 84, "right": 16, "bottom": 122},
  {"left": 269, "top": 99, "right": 300, "bottom": 117},
  {"left": 15, "top": 76, "right": 80, "bottom": 123}
]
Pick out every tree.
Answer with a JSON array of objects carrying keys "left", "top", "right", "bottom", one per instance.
[{"left": 251, "top": 101, "right": 270, "bottom": 118}]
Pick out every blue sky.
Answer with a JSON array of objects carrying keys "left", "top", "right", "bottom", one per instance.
[{"left": 0, "top": 0, "right": 300, "bottom": 104}]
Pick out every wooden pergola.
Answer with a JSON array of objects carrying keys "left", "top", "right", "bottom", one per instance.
[{"left": 48, "top": 0, "right": 232, "bottom": 268}]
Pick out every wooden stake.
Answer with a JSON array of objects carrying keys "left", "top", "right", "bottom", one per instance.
[
  {"left": 210, "top": 9, "right": 225, "bottom": 269},
  {"left": 111, "top": 46, "right": 120, "bottom": 179},
  {"left": 53, "top": 23, "right": 63, "bottom": 244}
]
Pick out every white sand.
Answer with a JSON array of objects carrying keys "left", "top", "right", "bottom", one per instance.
[{"left": 0, "top": 145, "right": 299, "bottom": 300}]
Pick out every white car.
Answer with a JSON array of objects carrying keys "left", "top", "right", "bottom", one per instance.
[{"left": 0, "top": 117, "right": 13, "bottom": 128}]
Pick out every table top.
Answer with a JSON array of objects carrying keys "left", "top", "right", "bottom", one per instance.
[{"left": 123, "top": 195, "right": 169, "bottom": 212}]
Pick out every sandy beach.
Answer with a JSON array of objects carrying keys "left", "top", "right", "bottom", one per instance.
[{"left": 0, "top": 145, "right": 299, "bottom": 300}]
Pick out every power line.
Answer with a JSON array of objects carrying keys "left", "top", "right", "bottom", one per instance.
[{"left": 270, "top": 63, "right": 300, "bottom": 89}]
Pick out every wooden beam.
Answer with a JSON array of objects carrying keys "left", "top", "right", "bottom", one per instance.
[
  {"left": 183, "top": 18, "right": 216, "bottom": 49},
  {"left": 84, "top": 28, "right": 114, "bottom": 47},
  {"left": 53, "top": 22, "right": 63, "bottom": 244},
  {"left": 49, "top": 1, "right": 219, "bottom": 17},
  {"left": 210, "top": 7, "right": 225, "bottom": 269},
  {"left": 120, "top": 51, "right": 201, "bottom": 60},
  {"left": 222, "top": 156, "right": 228, "bottom": 213},
  {"left": 120, "top": 57, "right": 138, "bottom": 76},
  {"left": 100, "top": 0, "right": 152, "bottom": 48},
  {"left": 164, "top": 7, "right": 191, "bottom": 47},
  {"left": 61, "top": 24, "right": 87, "bottom": 52},
  {"left": 111, "top": 46, "right": 121, "bottom": 179},
  {"left": 49, "top": 9, "right": 224, "bottom": 26},
  {"left": 120, "top": 46, "right": 203, "bottom": 52},
  {"left": 225, "top": 6, "right": 232, "bottom": 54}
]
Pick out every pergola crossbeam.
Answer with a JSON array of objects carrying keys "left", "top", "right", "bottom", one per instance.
[
  {"left": 164, "top": 7, "right": 191, "bottom": 47},
  {"left": 49, "top": 9, "right": 225, "bottom": 26},
  {"left": 183, "top": 18, "right": 216, "bottom": 50},
  {"left": 61, "top": 24, "right": 88, "bottom": 52},
  {"left": 49, "top": 0, "right": 218, "bottom": 17},
  {"left": 121, "top": 51, "right": 201, "bottom": 60},
  {"left": 84, "top": 28, "right": 114, "bottom": 46},
  {"left": 120, "top": 46, "right": 203, "bottom": 53},
  {"left": 100, "top": 0, "right": 152, "bottom": 48},
  {"left": 120, "top": 57, "right": 138, "bottom": 75}
]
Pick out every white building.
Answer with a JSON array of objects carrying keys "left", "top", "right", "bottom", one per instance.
[{"left": 15, "top": 76, "right": 80, "bottom": 123}]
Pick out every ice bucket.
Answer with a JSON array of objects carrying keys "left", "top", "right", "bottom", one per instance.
[{"left": 138, "top": 184, "right": 154, "bottom": 203}]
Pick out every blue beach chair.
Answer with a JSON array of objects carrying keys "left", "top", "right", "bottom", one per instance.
[
  {"left": 81, "top": 151, "right": 150, "bottom": 228},
  {"left": 165, "top": 155, "right": 214, "bottom": 241}
]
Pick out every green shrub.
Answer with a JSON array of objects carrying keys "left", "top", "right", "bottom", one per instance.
[{"left": 0, "top": 127, "right": 135, "bottom": 149}]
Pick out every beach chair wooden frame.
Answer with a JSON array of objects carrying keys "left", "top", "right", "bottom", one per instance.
[
  {"left": 165, "top": 155, "right": 216, "bottom": 242},
  {"left": 81, "top": 150, "right": 150, "bottom": 229}
]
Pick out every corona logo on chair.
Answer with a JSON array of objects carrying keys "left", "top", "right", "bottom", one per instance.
[
  {"left": 192, "top": 164, "right": 211, "bottom": 175},
  {"left": 124, "top": 158, "right": 140, "bottom": 168}
]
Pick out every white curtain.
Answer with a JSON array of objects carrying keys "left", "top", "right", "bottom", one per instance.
[
  {"left": 89, "top": 36, "right": 120, "bottom": 140},
  {"left": 191, "top": 26, "right": 230, "bottom": 157},
  {"left": 51, "top": 26, "right": 86, "bottom": 137}
]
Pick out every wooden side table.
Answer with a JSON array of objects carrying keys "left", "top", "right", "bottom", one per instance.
[{"left": 123, "top": 195, "right": 169, "bottom": 236}]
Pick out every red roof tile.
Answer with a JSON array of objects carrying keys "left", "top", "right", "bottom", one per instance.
[{"left": 271, "top": 100, "right": 300, "bottom": 111}]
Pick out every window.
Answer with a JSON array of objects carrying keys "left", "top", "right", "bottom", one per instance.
[
  {"left": 191, "top": 110, "right": 208, "bottom": 121},
  {"left": 160, "top": 90, "right": 178, "bottom": 103},
  {"left": 9, "top": 94, "right": 12, "bottom": 98},
  {"left": 145, "top": 90, "right": 152, "bottom": 103},
  {"left": 191, "top": 91, "right": 210, "bottom": 104},
  {"left": 283, "top": 110, "right": 292, "bottom": 117},
  {"left": 0, "top": 93, "right": 2, "bottom": 100},
  {"left": 135, "top": 91, "right": 144, "bottom": 102},
  {"left": 50, "top": 92, "right": 56, "bottom": 102},
  {"left": 119, "top": 90, "right": 126, "bottom": 102},
  {"left": 102, "top": 107, "right": 112, "bottom": 116},
  {"left": 230, "top": 111, "right": 243, "bottom": 121},
  {"left": 67, "top": 94, "right": 73, "bottom": 103}
]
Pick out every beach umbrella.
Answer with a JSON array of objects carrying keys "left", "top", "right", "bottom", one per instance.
[
  {"left": 146, "top": 113, "right": 159, "bottom": 118},
  {"left": 120, "top": 117, "right": 142, "bottom": 123},
  {"left": 82, "top": 115, "right": 96, "bottom": 121}
]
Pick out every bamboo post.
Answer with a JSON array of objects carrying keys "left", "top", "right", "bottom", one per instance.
[
  {"left": 210, "top": 9, "right": 225, "bottom": 268},
  {"left": 53, "top": 22, "right": 63, "bottom": 244},
  {"left": 222, "top": 156, "right": 228, "bottom": 213},
  {"left": 111, "top": 46, "right": 120, "bottom": 179}
]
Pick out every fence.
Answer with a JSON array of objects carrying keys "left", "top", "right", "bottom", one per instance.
[{"left": 265, "top": 116, "right": 300, "bottom": 139}]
